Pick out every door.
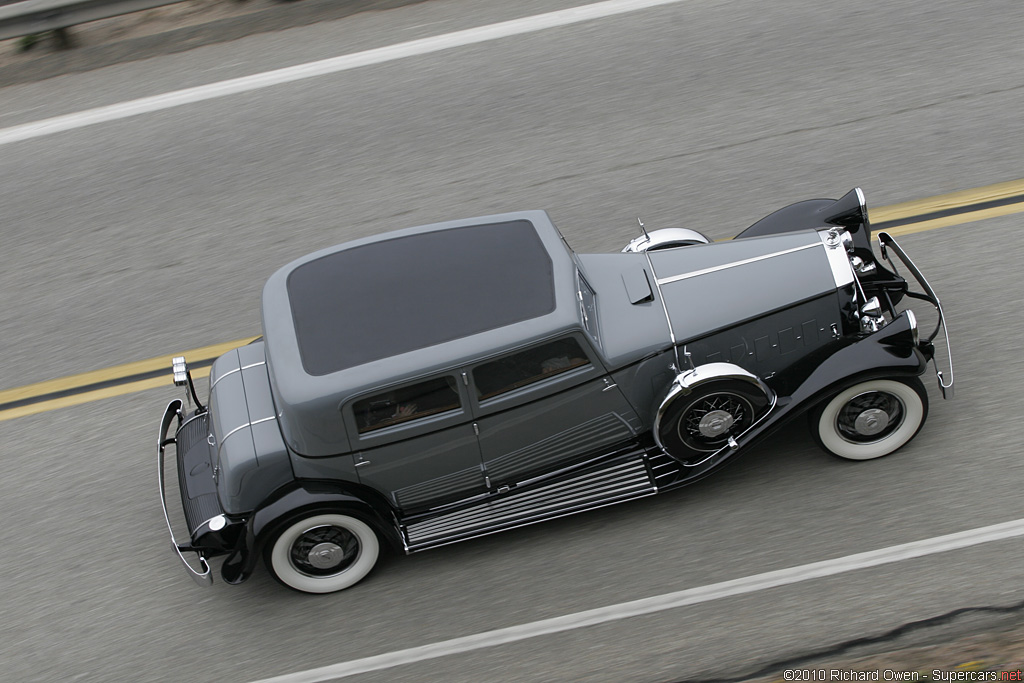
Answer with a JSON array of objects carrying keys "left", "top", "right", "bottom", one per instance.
[
  {"left": 470, "top": 336, "right": 642, "bottom": 487},
  {"left": 346, "top": 375, "right": 487, "bottom": 511}
]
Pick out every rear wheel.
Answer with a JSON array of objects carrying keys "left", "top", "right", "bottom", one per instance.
[
  {"left": 265, "top": 513, "right": 380, "bottom": 593},
  {"left": 811, "top": 377, "right": 928, "bottom": 460}
]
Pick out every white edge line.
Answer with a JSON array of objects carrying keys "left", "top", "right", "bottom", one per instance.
[
  {"left": 0, "top": 0, "right": 686, "bottom": 147},
  {"left": 249, "top": 517, "right": 1024, "bottom": 683}
]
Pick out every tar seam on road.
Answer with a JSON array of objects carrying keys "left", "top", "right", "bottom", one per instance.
[
  {"left": 684, "top": 597, "right": 1024, "bottom": 682},
  {"left": 244, "top": 518, "right": 1024, "bottom": 682}
]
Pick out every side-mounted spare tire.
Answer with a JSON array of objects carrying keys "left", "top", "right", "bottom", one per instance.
[{"left": 654, "top": 364, "right": 775, "bottom": 463}]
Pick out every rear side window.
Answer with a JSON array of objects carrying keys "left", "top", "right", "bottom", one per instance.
[
  {"left": 474, "top": 338, "right": 590, "bottom": 400},
  {"left": 353, "top": 377, "right": 461, "bottom": 433}
]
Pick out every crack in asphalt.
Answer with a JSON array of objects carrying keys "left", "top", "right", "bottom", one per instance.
[{"left": 682, "top": 597, "right": 1024, "bottom": 683}]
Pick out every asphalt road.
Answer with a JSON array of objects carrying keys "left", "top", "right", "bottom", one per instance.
[{"left": 2, "top": 0, "right": 1024, "bottom": 681}]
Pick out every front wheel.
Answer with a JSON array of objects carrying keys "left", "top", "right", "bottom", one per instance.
[
  {"left": 265, "top": 513, "right": 380, "bottom": 593},
  {"left": 811, "top": 377, "right": 928, "bottom": 460}
]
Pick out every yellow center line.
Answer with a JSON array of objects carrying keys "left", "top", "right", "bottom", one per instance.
[
  {"left": 873, "top": 202, "right": 1024, "bottom": 238},
  {"left": 868, "top": 178, "right": 1024, "bottom": 225},
  {"left": 3, "top": 179, "right": 1024, "bottom": 422},
  {"left": 0, "top": 341, "right": 251, "bottom": 422},
  {"left": 0, "top": 368, "right": 213, "bottom": 422}
]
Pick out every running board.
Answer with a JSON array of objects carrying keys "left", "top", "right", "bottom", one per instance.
[{"left": 402, "top": 453, "right": 656, "bottom": 552}]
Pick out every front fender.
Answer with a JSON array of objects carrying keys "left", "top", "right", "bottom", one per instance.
[
  {"left": 661, "top": 317, "right": 928, "bottom": 489},
  {"left": 736, "top": 188, "right": 871, "bottom": 249},
  {"left": 220, "top": 481, "right": 400, "bottom": 585}
]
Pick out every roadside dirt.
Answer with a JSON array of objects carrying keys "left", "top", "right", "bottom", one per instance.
[
  {"left": 1, "top": 0, "right": 277, "bottom": 65},
  {"left": 0, "top": 0, "right": 427, "bottom": 86}
]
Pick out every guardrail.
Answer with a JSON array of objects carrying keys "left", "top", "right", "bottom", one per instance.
[{"left": 0, "top": 0, "right": 186, "bottom": 42}]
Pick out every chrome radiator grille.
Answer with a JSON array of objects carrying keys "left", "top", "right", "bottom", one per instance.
[
  {"left": 403, "top": 452, "right": 655, "bottom": 551},
  {"left": 174, "top": 413, "right": 221, "bottom": 534}
]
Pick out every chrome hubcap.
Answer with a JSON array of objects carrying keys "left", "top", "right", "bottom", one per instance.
[
  {"left": 289, "top": 524, "right": 359, "bottom": 576},
  {"left": 698, "top": 410, "right": 735, "bottom": 438},
  {"left": 853, "top": 408, "right": 889, "bottom": 436},
  {"left": 836, "top": 391, "right": 905, "bottom": 444},
  {"left": 678, "top": 392, "right": 754, "bottom": 452},
  {"left": 307, "top": 542, "right": 345, "bottom": 569}
]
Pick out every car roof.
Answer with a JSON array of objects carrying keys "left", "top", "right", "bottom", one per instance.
[
  {"left": 261, "top": 211, "right": 583, "bottom": 455},
  {"left": 286, "top": 218, "right": 557, "bottom": 376}
]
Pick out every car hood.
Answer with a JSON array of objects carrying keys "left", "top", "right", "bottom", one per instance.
[{"left": 647, "top": 230, "right": 845, "bottom": 345}]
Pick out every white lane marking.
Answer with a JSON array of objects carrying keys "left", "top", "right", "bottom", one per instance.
[
  {"left": 0, "top": 0, "right": 687, "bottom": 147},
  {"left": 248, "top": 517, "right": 1024, "bottom": 682}
]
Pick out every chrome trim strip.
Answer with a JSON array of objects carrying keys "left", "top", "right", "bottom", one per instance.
[
  {"left": 210, "top": 359, "right": 265, "bottom": 391},
  {"left": 219, "top": 415, "right": 276, "bottom": 446},
  {"left": 209, "top": 366, "right": 239, "bottom": 391},
  {"left": 655, "top": 242, "right": 819, "bottom": 286},
  {"left": 158, "top": 399, "right": 213, "bottom": 587},
  {"left": 877, "top": 232, "right": 955, "bottom": 398}
]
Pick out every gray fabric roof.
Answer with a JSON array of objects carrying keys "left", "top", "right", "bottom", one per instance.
[{"left": 286, "top": 220, "right": 556, "bottom": 376}]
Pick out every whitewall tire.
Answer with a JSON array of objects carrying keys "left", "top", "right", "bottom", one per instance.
[
  {"left": 812, "top": 377, "right": 928, "bottom": 461},
  {"left": 266, "top": 513, "right": 380, "bottom": 594}
]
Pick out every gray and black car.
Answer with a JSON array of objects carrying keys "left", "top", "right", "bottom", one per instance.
[{"left": 159, "top": 188, "right": 953, "bottom": 593}]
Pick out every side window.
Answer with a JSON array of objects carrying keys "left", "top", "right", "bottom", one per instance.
[
  {"left": 353, "top": 377, "right": 461, "bottom": 434},
  {"left": 474, "top": 338, "right": 591, "bottom": 400}
]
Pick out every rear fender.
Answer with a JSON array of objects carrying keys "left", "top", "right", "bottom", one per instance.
[{"left": 220, "top": 481, "right": 400, "bottom": 585}]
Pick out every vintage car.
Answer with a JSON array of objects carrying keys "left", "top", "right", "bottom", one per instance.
[{"left": 158, "top": 188, "right": 953, "bottom": 593}]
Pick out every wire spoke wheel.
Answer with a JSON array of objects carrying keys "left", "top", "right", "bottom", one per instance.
[{"left": 677, "top": 392, "right": 753, "bottom": 452}]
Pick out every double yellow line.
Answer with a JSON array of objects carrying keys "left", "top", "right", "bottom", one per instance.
[
  {"left": 0, "top": 338, "right": 257, "bottom": 421},
  {"left": 870, "top": 178, "right": 1024, "bottom": 237},
  {"left": 3, "top": 178, "right": 1024, "bottom": 423}
]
